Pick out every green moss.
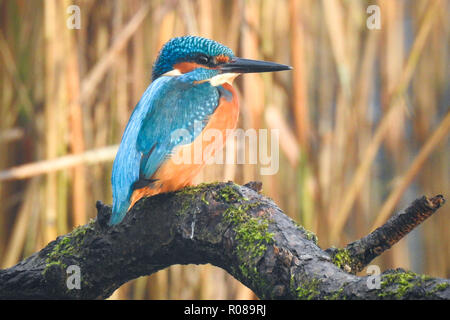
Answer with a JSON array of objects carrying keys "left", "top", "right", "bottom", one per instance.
[
  {"left": 290, "top": 274, "right": 295, "bottom": 289},
  {"left": 216, "top": 184, "right": 243, "bottom": 203},
  {"left": 290, "top": 275, "right": 346, "bottom": 300},
  {"left": 201, "top": 192, "right": 209, "bottom": 205},
  {"left": 326, "top": 287, "right": 345, "bottom": 300},
  {"left": 46, "top": 237, "right": 75, "bottom": 263},
  {"left": 435, "top": 282, "right": 449, "bottom": 291},
  {"left": 178, "top": 182, "right": 273, "bottom": 294},
  {"left": 377, "top": 270, "right": 448, "bottom": 299},
  {"left": 44, "top": 260, "right": 64, "bottom": 270},
  {"left": 220, "top": 185, "right": 273, "bottom": 291},
  {"left": 43, "top": 221, "right": 94, "bottom": 275},
  {"left": 420, "top": 274, "right": 432, "bottom": 281},
  {"left": 178, "top": 183, "right": 273, "bottom": 278},
  {"left": 295, "top": 278, "right": 322, "bottom": 300},
  {"left": 294, "top": 222, "right": 318, "bottom": 245},
  {"left": 304, "top": 230, "right": 318, "bottom": 244},
  {"left": 44, "top": 240, "right": 71, "bottom": 274},
  {"left": 71, "top": 219, "right": 95, "bottom": 238},
  {"left": 331, "top": 248, "right": 352, "bottom": 272},
  {"left": 177, "top": 200, "right": 191, "bottom": 217},
  {"left": 224, "top": 202, "right": 274, "bottom": 273},
  {"left": 378, "top": 270, "right": 428, "bottom": 299},
  {"left": 177, "top": 183, "right": 218, "bottom": 216},
  {"left": 178, "top": 182, "right": 214, "bottom": 196},
  {"left": 427, "top": 282, "right": 449, "bottom": 296},
  {"left": 177, "top": 182, "right": 251, "bottom": 216}
]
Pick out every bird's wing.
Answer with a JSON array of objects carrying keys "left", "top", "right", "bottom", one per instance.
[
  {"left": 110, "top": 73, "right": 219, "bottom": 223},
  {"left": 136, "top": 75, "right": 220, "bottom": 183},
  {"left": 136, "top": 78, "right": 219, "bottom": 179}
]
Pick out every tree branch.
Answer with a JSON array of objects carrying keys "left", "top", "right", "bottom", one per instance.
[
  {"left": 0, "top": 182, "right": 448, "bottom": 299},
  {"left": 326, "top": 195, "right": 446, "bottom": 274}
]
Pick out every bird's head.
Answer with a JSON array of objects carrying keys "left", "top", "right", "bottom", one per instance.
[{"left": 152, "top": 36, "right": 291, "bottom": 84}]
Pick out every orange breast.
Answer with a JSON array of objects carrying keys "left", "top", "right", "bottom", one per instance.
[{"left": 129, "top": 83, "right": 239, "bottom": 209}]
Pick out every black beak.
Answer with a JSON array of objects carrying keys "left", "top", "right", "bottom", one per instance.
[{"left": 220, "top": 57, "right": 292, "bottom": 74}]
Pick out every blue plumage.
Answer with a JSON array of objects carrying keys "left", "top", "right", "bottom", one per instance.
[
  {"left": 110, "top": 36, "right": 236, "bottom": 225},
  {"left": 152, "top": 36, "right": 234, "bottom": 80},
  {"left": 110, "top": 68, "right": 224, "bottom": 225},
  {"left": 109, "top": 35, "right": 291, "bottom": 225}
]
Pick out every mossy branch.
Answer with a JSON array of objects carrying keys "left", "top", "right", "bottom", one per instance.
[{"left": 0, "top": 182, "right": 448, "bottom": 299}]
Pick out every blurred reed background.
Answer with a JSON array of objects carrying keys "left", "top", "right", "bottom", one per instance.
[{"left": 0, "top": 0, "right": 448, "bottom": 299}]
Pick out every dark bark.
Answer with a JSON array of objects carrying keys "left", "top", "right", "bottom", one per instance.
[{"left": 0, "top": 182, "right": 448, "bottom": 299}]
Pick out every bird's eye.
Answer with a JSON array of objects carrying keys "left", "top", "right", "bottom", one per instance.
[{"left": 196, "top": 54, "right": 210, "bottom": 65}]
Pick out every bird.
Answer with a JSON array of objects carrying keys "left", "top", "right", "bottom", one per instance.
[{"left": 109, "top": 36, "right": 291, "bottom": 225}]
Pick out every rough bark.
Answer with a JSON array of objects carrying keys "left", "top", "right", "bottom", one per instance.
[{"left": 0, "top": 182, "right": 448, "bottom": 299}]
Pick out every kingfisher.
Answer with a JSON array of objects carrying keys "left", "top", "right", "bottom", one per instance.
[{"left": 109, "top": 36, "right": 291, "bottom": 225}]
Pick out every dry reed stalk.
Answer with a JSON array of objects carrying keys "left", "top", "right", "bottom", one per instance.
[
  {"left": 381, "top": 0, "right": 406, "bottom": 160},
  {"left": 158, "top": 8, "right": 176, "bottom": 50},
  {"left": 289, "top": 0, "right": 309, "bottom": 150},
  {"left": 225, "top": 0, "right": 242, "bottom": 50},
  {"left": 0, "top": 128, "right": 24, "bottom": 143},
  {"left": 198, "top": 0, "right": 213, "bottom": 39},
  {"left": 265, "top": 106, "right": 300, "bottom": 167},
  {"left": 322, "top": 0, "right": 353, "bottom": 243},
  {"left": 372, "top": 111, "right": 450, "bottom": 229},
  {"left": 413, "top": 0, "right": 449, "bottom": 277},
  {"left": 241, "top": 0, "right": 264, "bottom": 131},
  {"left": 330, "top": 1, "right": 441, "bottom": 242},
  {"left": 80, "top": 1, "right": 151, "bottom": 107},
  {"left": 113, "top": 0, "right": 130, "bottom": 133},
  {"left": 1, "top": 180, "right": 37, "bottom": 268},
  {"left": 131, "top": 0, "right": 146, "bottom": 106},
  {"left": 0, "top": 32, "right": 33, "bottom": 115},
  {"left": 355, "top": 40, "right": 379, "bottom": 239},
  {"left": 0, "top": 145, "right": 119, "bottom": 181},
  {"left": 65, "top": 0, "right": 87, "bottom": 227},
  {"left": 133, "top": 276, "right": 148, "bottom": 300},
  {"left": 180, "top": 0, "right": 199, "bottom": 35},
  {"left": 43, "top": 0, "right": 60, "bottom": 243},
  {"left": 240, "top": 0, "right": 263, "bottom": 186}
]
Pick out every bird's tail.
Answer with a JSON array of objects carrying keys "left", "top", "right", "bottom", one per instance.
[
  {"left": 109, "top": 186, "right": 161, "bottom": 226},
  {"left": 109, "top": 200, "right": 130, "bottom": 226}
]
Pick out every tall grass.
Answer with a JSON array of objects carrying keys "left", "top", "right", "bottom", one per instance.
[{"left": 0, "top": 0, "right": 448, "bottom": 299}]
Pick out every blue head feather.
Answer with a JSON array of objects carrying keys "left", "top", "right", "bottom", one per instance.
[{"left": 152, "top": 36, "right": 234, "bottom": 80}]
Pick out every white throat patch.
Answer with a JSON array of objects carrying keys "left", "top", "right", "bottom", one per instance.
[
  {"left": 209, "top": 73, "right": 240, "bottom": 86},
  {"left": 162, "top": 69, "right": 240, "bottom": 87},
  {"left": 162, "top": 69, "right": 182, "bottom": 77}
]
